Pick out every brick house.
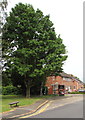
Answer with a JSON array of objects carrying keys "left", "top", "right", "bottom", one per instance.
[{"left": 45, "top": 72, "right": 84, "bottom": 94}]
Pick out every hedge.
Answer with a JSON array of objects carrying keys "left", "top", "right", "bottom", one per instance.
[
  {"left": 70, "top": 91, "right": 85, "bottom": 94},
  {"left": 2, "top": 85, "right": 22, "bottom": 95}
]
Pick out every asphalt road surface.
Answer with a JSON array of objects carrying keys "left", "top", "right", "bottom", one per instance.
[
  {"left": 25, "top": 95, "right": 84, "bottom": 118},
  {"left": 17, "top": 94, "right": 84, "bottom": 120},
  {"left": 29, "top": 100, "right": 83, "bottom": 118}
]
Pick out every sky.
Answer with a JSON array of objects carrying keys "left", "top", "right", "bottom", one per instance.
[{"left": 7, "top": 0, "right": 84, "bottom": 81}]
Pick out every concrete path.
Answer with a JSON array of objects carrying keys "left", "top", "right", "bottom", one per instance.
[
  {"left": 2, "top": 99, "right": 48, "bottom": 120},
  {"left": 1, "top": 94, "right": 80, "bottom": 120}
]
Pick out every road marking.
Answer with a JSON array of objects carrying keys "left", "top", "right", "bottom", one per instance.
[
  {"left": 46, "top": 99, "right": 83, "bottom": 111},
  {"left": 50, "top": 104, "right": 65, "bottom": 109},
  {"left": 66, "top": 98, "right": 70, "bottom": 99},
  {"left": 19, "top": 101, "right": 52, "bottom": 118},
  {"left": 6, "top": 100, "right": 49, "bottom": 119},
  {"left": 4, "top": 96, "right": 83, "bottom": 119}
]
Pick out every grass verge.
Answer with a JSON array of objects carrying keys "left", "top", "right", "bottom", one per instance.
[
  {"left": 1, "top": 94, "right": 60, "bottom": 113},
  {"left": 2, "top": 95, "right": 42, "bottom": 113}
]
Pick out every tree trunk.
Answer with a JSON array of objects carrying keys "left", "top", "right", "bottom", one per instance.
[
  {"left": 26, "top": 84, "right": 30, "bottom": 98},
  {"left": 40, "top": 86, "right": 43, "bottom": 96},
  {"left": 40, "top": 82, "right": 43, "bottom": 96}
]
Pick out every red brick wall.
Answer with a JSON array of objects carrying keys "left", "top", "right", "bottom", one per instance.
[
  {"left": 45, "top": 76, "right": 64, "bottom": 94},
  {"left": 45, "top": 76, "right": 56, "bottom": 94},
  {"left": 45, "top": 76, "right": 83, "bottom": 94}
]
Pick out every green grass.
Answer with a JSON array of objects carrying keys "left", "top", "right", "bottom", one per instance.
[
  {"left": 1, "top": 94, "right": 59, "bottom": 113},
  {"left": 1, "top": 95, "right": 42, "bottom": 113}
]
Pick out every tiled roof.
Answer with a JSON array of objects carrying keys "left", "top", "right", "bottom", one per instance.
[
  {"left": 60, "top": 72, "right": 72, "bottom": 78},
  {"left": 60, "top": 72, "right": 84, "bottom": 84}
]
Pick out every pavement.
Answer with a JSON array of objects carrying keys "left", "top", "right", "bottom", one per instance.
[{"left": 1, "top": 94, "right": 75, "bottom": 120}]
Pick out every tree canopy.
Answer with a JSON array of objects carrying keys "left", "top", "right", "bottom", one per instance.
[
  {"left": 2, "top": 3, "right": 68, "bottom": 97},
  {"left": 0, "top": 0, "right": 8, "bottom": 88}
]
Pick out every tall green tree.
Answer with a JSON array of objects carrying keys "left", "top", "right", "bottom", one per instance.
[
  {"left": 0, "top": 0, "right": 8, "bottom": 88},
  {"left": 2, "top": 3, "right": 68, "bottom": 97}
]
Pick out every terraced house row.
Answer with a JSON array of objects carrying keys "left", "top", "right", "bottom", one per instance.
[{"left": 45, "top": 72, "right": 84, "bottom": 94}]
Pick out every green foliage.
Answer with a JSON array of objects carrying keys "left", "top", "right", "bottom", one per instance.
[
  {"left": 2, "top": 85, "right": 22, "bottom": 95},
  {"left": 2, "top": 3, "right": 68, "bottom": 97},
  {"left": 70, "top": 91, "right": 85, "bottom": 94},
  {"left": 2, "top": 71, "right": 12, "bottom": 86},
  {"left": 2, "top": 95, "right": 41, "bottom": 112}
]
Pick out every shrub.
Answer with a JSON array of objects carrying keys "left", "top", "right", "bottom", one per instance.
[
  {"left": 70, "top": 91, "right": 85, "bottom": 94},
  {"left": 2, "top": 85, "right": 22, "bottom": 95}
]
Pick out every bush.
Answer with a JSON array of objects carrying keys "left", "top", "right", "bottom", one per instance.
[
  {"left": 2, "top": 85, "right": 22, "bottom": 95},
  {"left": 70, "top": 91, "right": 85, "bottom": 94}
]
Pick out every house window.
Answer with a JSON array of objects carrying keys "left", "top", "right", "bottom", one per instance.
[
  {"left": 55, "top": 84, "right": 58, "bottom": 89},
  {"left": 74, "top": 86, "right": 76, "bottom": 89},
  {"left": 52, "top": 76, "right": 55, "bottom": 81},
  {"left": 53, "top": 85, "right": 58, "bottom": 90},
  {"left": 63, "top": 78, "right": 66, "bottom": 80},
  {"left": 70, "top": 86, "right": 72, "bottom": 89},
  {"left": 63, "top": 77, "right": 71, "bottom": 81}
]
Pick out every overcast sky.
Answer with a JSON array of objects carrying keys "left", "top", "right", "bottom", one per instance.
[{"left": 7, "top": 0, "right": 84, "bottom": 81}]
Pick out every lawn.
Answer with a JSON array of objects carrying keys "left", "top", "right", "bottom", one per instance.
[
  {"left": 1, "top": 94, "right": 59, "bottom": 113},
  {"left": 1, "top": 95, "right": 42, "bottom": 113}
]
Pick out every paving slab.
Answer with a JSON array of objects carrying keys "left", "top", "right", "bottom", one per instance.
[
  {"left": 2, "top": 99, "right": 47, "bottom": 119},
  {"left": 1, "top": 94, "right": 76, "bottom": 120}
]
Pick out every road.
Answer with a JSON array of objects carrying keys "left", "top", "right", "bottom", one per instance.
[
  {"left": 30, "top": 100, "right": 83, "bottom": 118},
  {"left": 19, "top": 94, "right": 84, "bottom": 119}
]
